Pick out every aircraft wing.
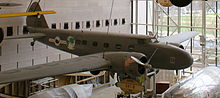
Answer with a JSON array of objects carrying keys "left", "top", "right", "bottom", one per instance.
[
  {"left": 0, "top": 54, "right": 110, "bottom": 84},
  {"left": 158, "top": 31, "right": 199, "bottom": 43}
]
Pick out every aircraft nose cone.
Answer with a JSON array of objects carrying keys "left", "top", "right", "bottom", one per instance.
[{"left": 182, "top": 52, "right": 193, "bottom": 68}]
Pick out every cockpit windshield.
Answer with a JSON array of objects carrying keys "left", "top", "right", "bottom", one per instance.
[
  {"left": 137, "top": 37, "right": 158, "bottom": 44},
  {"left": 150, "top": 37, "right": 158, "bottom": 43},
  {"left": 151, "top": 38, "right": 157, "bottom": 43}
]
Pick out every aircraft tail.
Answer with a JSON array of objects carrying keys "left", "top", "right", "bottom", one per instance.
[{"left": 26, "top": 2, "right": 48, "bottom": 28}]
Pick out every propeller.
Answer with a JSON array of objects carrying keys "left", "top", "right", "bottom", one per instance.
[
  {"left": 131, "top": 49, "right": 158, "bottom": 68},
  {"left": 131, "top": 48, "right": 158, "bottom": 93}
]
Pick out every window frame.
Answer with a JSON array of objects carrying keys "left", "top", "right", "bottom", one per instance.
[
  {"left": 7, "top": 26, "right": 13, "bottom": 36},
  {"left": 75, "top": 22, "right": 80, "bottom": 29}
]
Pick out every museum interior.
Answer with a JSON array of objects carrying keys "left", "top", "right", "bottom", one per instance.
[{"left": 0, "top": 0, "right": 220, "bottom": 98}]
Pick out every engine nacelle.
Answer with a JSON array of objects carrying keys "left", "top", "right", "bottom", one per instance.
[
  {"left": 0, "top": 28, "right": 4, "bottom": 44},
  {"left": 90, "top": 70, "right": 100, "bottom": 75},
  {"left": 104, "top": 52, "right": 147, "bottom": 80},
  {"left": 123, "top": 57, "right": 146, "bottom": 78},
  {"left": 168, "top": 42, "right": 184, "bottom": 49}
]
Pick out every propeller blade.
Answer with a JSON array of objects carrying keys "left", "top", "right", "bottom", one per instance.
[
  {"left": 131, "top": 48, "right": 158, "bottom": 68},
  {"left": 130, "top": 56, "right": 145, "bottom": 66},
  {"left": 146, "top": 48, "right": 158, "bottom": 64}
]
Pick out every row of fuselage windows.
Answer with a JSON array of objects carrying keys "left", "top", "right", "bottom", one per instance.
[
  {"left": 51, "top": 18, "right": 126, "bottom": 29},
  {"left": 3, "top": 18, "right": 126, "bottom": 37},
  {"left": 75, "top": 39, "right": 135, "bottom": 50},
  {"left": 2, "top": 26, "right": 30, "bottom": 37}
]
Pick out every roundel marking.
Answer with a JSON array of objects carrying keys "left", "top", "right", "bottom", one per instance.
[
  {"left": 54, "top": 36, "right": 61, "bottom": 46},
  {"left": 67, "top": 36, "right": 75, "bottom": 50}
]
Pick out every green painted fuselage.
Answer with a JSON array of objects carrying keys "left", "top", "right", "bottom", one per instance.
[{"left": 29, "top": 27, "right": 193, "bottom": 70}]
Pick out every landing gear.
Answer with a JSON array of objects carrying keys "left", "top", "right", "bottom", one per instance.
[{"left": 31, "top": 40, "right": 35, "bottom": 46}]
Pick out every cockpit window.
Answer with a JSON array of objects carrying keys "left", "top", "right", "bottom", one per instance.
[{"left": 151, "top": 38, "right": 158, "bottom": 43}]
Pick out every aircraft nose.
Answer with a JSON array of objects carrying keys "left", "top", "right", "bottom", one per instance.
[{"left": 182, "top": 51, "right": 193, "bottom": 68}]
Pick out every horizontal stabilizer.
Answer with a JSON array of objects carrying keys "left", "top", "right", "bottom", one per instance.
[
  {"left": 158, "top": 31, "right": 199, "bottom": 43},
  {"left": 4, "top": 33, "right": 46, "bottom": 40},
  {"left": 0, "top": 11, "right": 56, "bottom": 18}
]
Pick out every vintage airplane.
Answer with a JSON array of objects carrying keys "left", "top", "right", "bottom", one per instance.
[{"left": 0, "top": 2, "right": 198, "bottom": 92}]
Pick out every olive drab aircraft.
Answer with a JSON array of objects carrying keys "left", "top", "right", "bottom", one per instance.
[{"left": 0, "top": 2, "right": 198, "bottom": 90}]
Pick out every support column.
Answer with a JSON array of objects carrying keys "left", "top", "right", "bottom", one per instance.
[
  {"left": 190, "top": 3, "right": 193, "bottom": 71},
  {"left": 215, "top": 1, "right": 218, "bottom": 66},
  {"left": 152, "top": 0, "right": 155, "bottom": 34},
  {"left": 146, "top": 0, "right": 148, "bottom": 35},
  {"left": 136, "top": 0, "right": 138, "bottom": 34},
  {"left": 131, "top": 0, "right": 134, "bottom": 34},
  {"left": 202, "top": 1, "right": 206, "bottom": 66}
]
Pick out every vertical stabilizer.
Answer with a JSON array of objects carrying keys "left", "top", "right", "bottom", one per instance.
[{"left": 26, "top": 2, "right": 48, "bottom": 28}]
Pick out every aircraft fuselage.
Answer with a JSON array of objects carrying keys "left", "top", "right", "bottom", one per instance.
[{"left": 28, "top": 27, "right": 193, "bottom": 70}]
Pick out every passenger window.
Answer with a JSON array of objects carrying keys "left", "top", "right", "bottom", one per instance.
[
  {"left": 51, "top": 23, "right": 56, "bottom": 29},
  {"left": 122, "top": 18, "right": 126, "bottom": 25},
  {"left": 82, "top": 40, "right": 87, "bottom": 45},
  {"left": 86, "top": 21, "right": 91, "bottom": 28},
  {"left": 64, "top": 23, "right": 68, "bottom": 29},
  {"left": 0, "top": 46, "right": 1, "bottom": 56},
  {"left": 7, "top": 27, "right": 13, "bottom": 36},
  {"left": 0, "top": 28, "right": 3, "bottom": 44},
  {"left": 75, "top": 22, "right": 80, "bottom": 29},
  {"left": 75, "top": 40, "right": 81, "bottom": 45},
  {"left": 93, "top": 41, "right": 98, "bottom": 47},
  {"left": 104, "top": 43, "right": 109, "bottom": 48},
  {"left": 114, "top": 19, "right": 118, "bottom": 25},
  {"left": 128, "top": 45, "right": 135, "bottom": 50},
  {"left": 96, "top": 20, "right": 101, "bottom": 27},
  {"left": 23, "top": 26, "right": 28, "bottom": 34},
  {"left": 115, "top": 44, "right": 122, "bottom": 49},
  {"left": 105, "top": 20, "right": 110, "bottom": 26}
]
